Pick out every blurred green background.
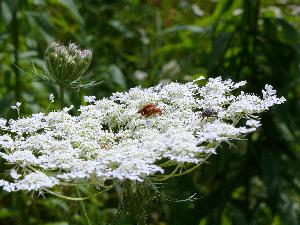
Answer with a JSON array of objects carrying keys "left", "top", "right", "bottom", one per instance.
[{"left": 0, "top": 0, "right": 300, "bottom": 224}]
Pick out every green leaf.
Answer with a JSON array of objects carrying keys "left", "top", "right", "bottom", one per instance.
[
  {"left": 1, "top": 1, "right": 12, "bottom": 23},
  {"left": 211, "top": 0, "right": 235, "bottom": 19},
  {"left": 0, "top": 95, "right": 13, "bottom": 116},
  {"left": 55, "top": 0, "right": 83, "bottom": 24},
  {"left": 109, "top": 20, "right": 134, "bottom": 38},
  {"left": 276, "top": 18, "right": 299, "bottom": 43},
  {"left": 163, "top": 25, "right": 209, "bottom": 34},
  {"left": 0, "top": 208, "right": 13, "bottom": 219},
  {"left": 19, "top": 51, "right": 39, "bottom": 59},
  {"left": 43, "top": 222, "right": 69, "bottom": 225},
  {"left": 208, "top": 31, "right": 232, "bottom": 71},
  {"left": 48, "top": 198, "right": 70, "bottom": 212},
  {"left": 276, "top": 121, "right": 295, "bottom": 142},
  {"left": 108, "top": 64, "right": 127, "bottom": 90},
  {"left": 26, "top": 11, "right": 54, "bottom": 42}
]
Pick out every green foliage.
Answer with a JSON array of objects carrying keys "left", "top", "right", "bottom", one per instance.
[{"left": 0, "top": 0, "right": 300, "bottom": 224}]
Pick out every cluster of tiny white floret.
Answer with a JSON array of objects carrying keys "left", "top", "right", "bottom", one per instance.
[
  {"left": 0, "top": 77, "right": 285, "bottom": 192},
  {"left": 49, "top": 94, "right": 55, "bottom": 103}
]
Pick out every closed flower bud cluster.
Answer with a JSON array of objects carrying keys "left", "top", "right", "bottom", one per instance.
[
  {"left": 45, "top": 42, "right": 92, "bottom": 86},
  {"left": 0, "top": 77, "right": 285, "bottom": 193}
]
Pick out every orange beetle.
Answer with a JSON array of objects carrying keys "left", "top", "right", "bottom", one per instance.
[{"left": 138, "top": 103, "right": 162, "bottom": 117}]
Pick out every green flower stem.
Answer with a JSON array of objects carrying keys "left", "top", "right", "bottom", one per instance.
[
  {"left": 12, "top": 0, "right": 21, "bottom": 103},
  {"left": 75, "top": 187, "right": 92, "bottom": 225},
  {"left": 44, "top": 186, "right": 113, "bottom": 201},
  {"left": 151, "top": 163, "right": 181, "bottom": 181},
  {"left": 59, "top": 85, "right": 65, "bottom": 109}
]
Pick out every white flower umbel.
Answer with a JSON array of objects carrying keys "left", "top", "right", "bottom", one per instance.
[{"left": 0, "top": 77, "right": 285, "bottom": 193}]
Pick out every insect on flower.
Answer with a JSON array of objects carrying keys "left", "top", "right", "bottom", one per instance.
[
  {"left": 138, "top": 103, "right": 162, "bottom": 117},
  {"left": 201, "top": 108, "right": 217, "bottom": 118}
]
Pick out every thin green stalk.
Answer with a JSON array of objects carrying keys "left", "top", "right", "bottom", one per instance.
[
  {"left": 152, "top": 163, "right": 181, "bottom": 181},
  {"left": 12, "top": 0, "right": 21, "bottom": 103},
  {"left": 59, "top": 85, "right": 65, "bottom": 109},
  {"left": 75, "top": 187, "right": 92, "bottom": 225},
  {"left": 44, "top": 186, "right": 113, "bottom": 201},
  {"left": 155, "top": 9, "right": 162, "bottom": 48}
]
